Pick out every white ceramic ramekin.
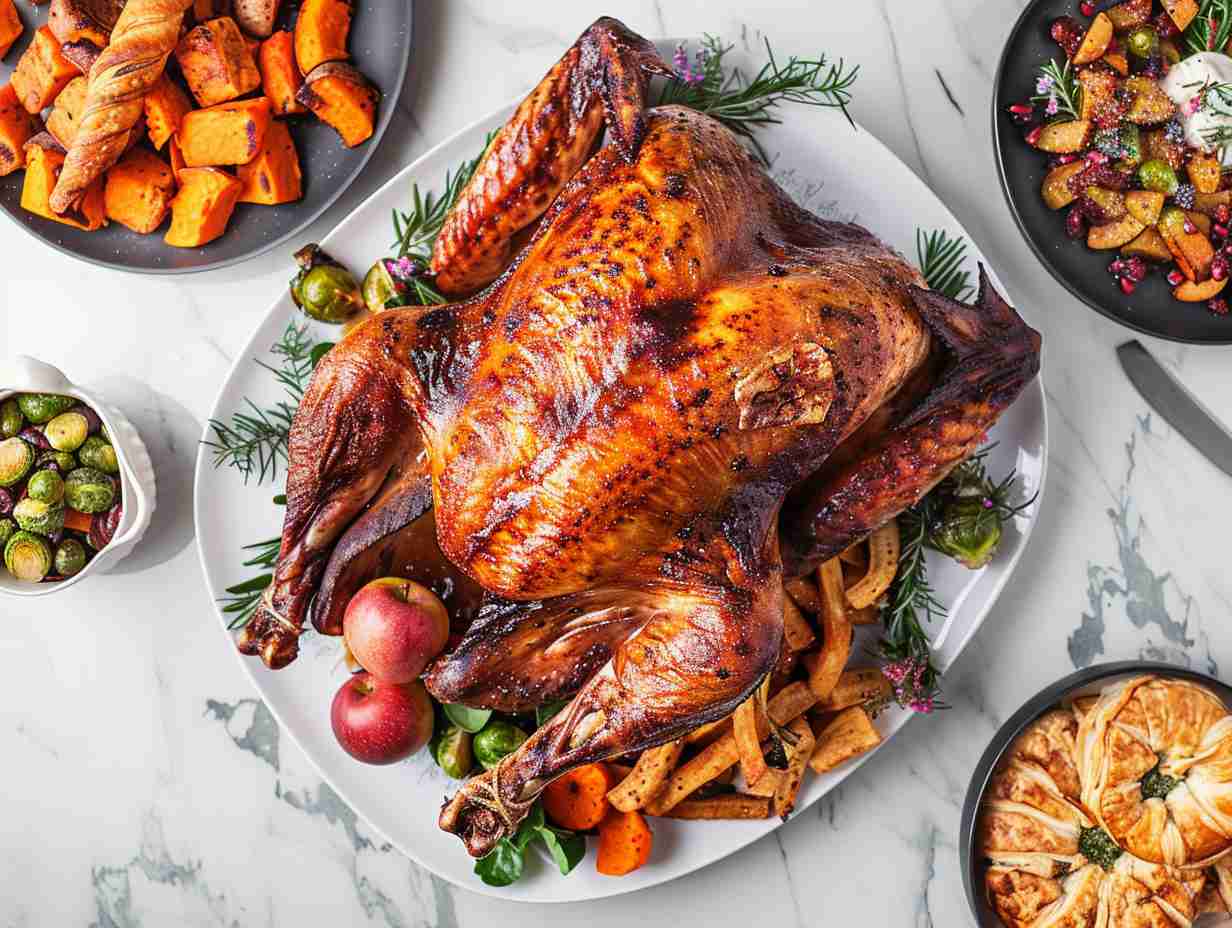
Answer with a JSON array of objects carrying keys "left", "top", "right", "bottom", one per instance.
[{"left": 0, "top": 355, "right": 157, "bottom": 596}]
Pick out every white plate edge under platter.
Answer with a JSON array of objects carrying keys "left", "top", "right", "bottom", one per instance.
[{"left": 193, "top": 40, "right": 1050, "bottom": 904}]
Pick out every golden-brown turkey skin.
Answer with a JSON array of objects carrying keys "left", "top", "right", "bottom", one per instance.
[{"left": 420, "top": 106, "right": 930, "bottom": 601}]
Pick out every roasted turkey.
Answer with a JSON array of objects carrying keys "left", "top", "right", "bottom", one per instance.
[{"left": 238, "top": 18, "right": 1042, "bottom": 856}]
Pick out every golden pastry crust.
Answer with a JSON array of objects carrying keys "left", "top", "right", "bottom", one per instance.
[{"left": 1077, "top": 675, "right": 1232, "bottom": 868}]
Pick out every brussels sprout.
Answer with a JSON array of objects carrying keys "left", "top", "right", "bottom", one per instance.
[
  {"left": 0, "top": 399, "right": 23, "bottom": 438},
  {"left": 290, "top": 244, "right": 364, "bottom": 323},
  {"left": 16, "top": 393, "right": 76, "bottom": 425},
  {"left": 44, "top": 411, "right": 89, "bottom": 452},
  {"left": 433, "top": 724, "right": 475, "bottom": 779},
  {"left": 37, "top": 451, "right": 77, "bottom": 473},
  {"left": 71, "top": 404, "right": 102, "bottom": 435},
  {"left": 0, "top": 437, "right": 34, "bottom": 487},
  {"left": 362, "top": 260, "right": 401, "bottom": 313},
  {"left": 64, "top": 467, "right": 116, "bottom": 514},
  {"left": 4, "top": 531, "right": 52, "bottom": 581},
  {"left": 1138, "top": 159, "right": 1179, "bottom": 195},
  {"left": 13, "top": 498, "right": 66, "bottom": 537},
  {"left": 53, "top": 538, "right": 87, "bottom": 577},
  {"left": 930, "top": 495, "right": 1002, "bottom": 569},
  {"left": 26, "top": 469, "right": 64, "bottom": 505},
  {"left": 473, "top": 720, "right": 529, "bottom": 771},
  {"left": 0, "top": 517, "right": 15, "bottom": 547},
  {"left": 78, "top": 435, "right": 118, "bottom": 474},
  {"left": 1126, "top": 26, "right": 1158, "bottom": 59}
]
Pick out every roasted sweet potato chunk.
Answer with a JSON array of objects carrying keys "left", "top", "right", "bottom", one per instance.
[
  {"left": 0, "top": 83, "right": 38, "bottom": 175},
  {"left": 297, "top": 61, "right": 378, "bottom": 147},
  {"left": 0, "top": 0, "right": 23, "bottom": 59},
  {"left": 179, "top": 96, "right": 271, "bottom": 166},
  {"left": 191, "top": 0, "right": 230, "bottom": 22},
  {"left": 164, "top": 165, "right": 242, "bottom": 246},
  {"left": 44, "top": 73, "right": 85, "bottom": 146},
  {"left": 259, "top": 30, "right": 304, "bottom": 114},
  {"left": 20, "top": 141, "right": 106, "bottom": 229},
  {"left": 176, "top": 16, "right": 261, "bottom": 106},
  {"left": 47, "top": 0, "right": 123, "bottom": 48},
  {"left": 237, "top": 117, "right": 300, "bottom": 204},
  {"left": 104, "top": 146, "right": 176, "bottom": 233},
  {"left": 59, "top": 37, "right": 100, "bottom": 75},
  {"left": 233, "top": 0, "right": 279, "bottom": 39},
  {"left": 144, "top": 73, "right": 193, "bottom": 150},
  {"left": 11, "top": 25, "right": 78, "bottom": 114},
  {"left": 1162, "top": 0, "right": 1199, "bottom": 31},
  {"left": 1072, "top": 12, "right": 1113, "bottom": 65},
  {"left": 168, "top": 134, "right": 187, "bottom": 182},
  {"left": 294, "top": 0, "right": 351, "bottom": 74},
  {"left": 1187, "top": 155, "right": 1222, "bottom": 194}
]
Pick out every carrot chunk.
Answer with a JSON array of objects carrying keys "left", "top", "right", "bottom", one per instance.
[
  {"left": 542, "top": 763, "right": 616, "bottom": 832},
  {"left": 595, "top": 808, "right": 653, "bottom": 876}
]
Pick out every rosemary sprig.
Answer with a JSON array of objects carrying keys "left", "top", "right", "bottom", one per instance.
[
  {"left": 1184, "top": 0, "right": 1232, "bottom": 56},
  {"left": 204, "top": 324, "right": 332, "bottom": 484},
  {"left": 1032, "top": 59, "right": 1083, "bottom": 123},
  {"left": 655, "top": 35, "right": 858, "bottom": 165},
  {"left": 218, "top": 496, "right": 286, "bottom": 629},
  {"left": 1182, "top": 79, "right": 1232, "bottom": 146},
  {"left": 916, "top": 228, "right": 973, "bottom": 301}
]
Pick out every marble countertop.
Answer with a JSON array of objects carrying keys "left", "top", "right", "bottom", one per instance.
[{"left": 2, "top": 0, "right": 1231, "bottom": 924}]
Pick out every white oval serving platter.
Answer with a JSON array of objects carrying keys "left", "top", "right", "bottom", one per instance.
[{"left": 195, "top": 39, "right": 1048, "bottom": 904}]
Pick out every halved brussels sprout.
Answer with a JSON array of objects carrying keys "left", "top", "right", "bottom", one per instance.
[
  {"left": 37, "top": 451, "right": 77, "bottom": 473},
  {"left": 5, "top": 530, "right": 52, "bottom": 581},
  {"left": 473, "top": 720, "right": 529, "bottom": 771},
  {"left": 0, "top": 399, "right": 23, "bottom": 439},
  {"left": 13, "top": 498, "right": 66, "bottom": 536},
  {"left": 433, "top": 724, "right": 475, "bottom": 779},
  {"left": 26, "top": 469, "right": 65, "bottom": 505},
  {"left": 930, "top": 494, "right": 1002, "bottom": 570},
  {"left": 45, "top": 411, "right": 89, "bottom": 452},
  {"left": 291, "top": 244, "right": 364, "bottom": 323},
  {"left": 64, "top": 467, "right": 116, "bottom": 514},
  {"left": 16, "top": 393, "right": 76, "bottom": 425},
  {"left": 53, "top": 538, "right": 87, "bottom": 577},
  {"left": 0, "top": 437, "right": 34, "bottom": 487},
  {"left": 78, "top": 436, "right": 119, "bottom": 474},
  {"left": 0, "top": 517, "right": 15, "bottom": 547}
]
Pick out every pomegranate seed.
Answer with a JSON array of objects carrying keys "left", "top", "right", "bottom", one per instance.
[
  {"left": 1025, "top": 125, "right": 1043, "bottom": 147},
  {"left": 1167, "top": 270, "right": 1185, "bottom": 286},
  {"left": 1119, "top": 277, "right": 1136, "bottom": 295},
  {"left": 1209, "top": 298, "right": 1229, "bottom": 315},
  {"left": 1008, "top": 103, "right": 1033, "bottom": 115},
  {"left": 1050, "top": 153, "right": 1079, "bottom": 166},
  {"left": 1216, "top": 224, "right": 1229, "bottom": 239},
  {"left": 1086, "top": 150, "right": 1110, "bottom": 167},
  {"left": 1213, "top": 258, "right": 1228, "bottom": 281},
  {"left": 1065, "top": 208, "right": 1086, "bottom": 239},
  {"left": 1184, "top": 218, "right": 1198, "bottom": 234},
  {"left": 1216, "top": 205, "right": 1230, "bottom": 224},
  {"left": 1080, "top": 1, "right": 1095, "bottom": 15},
  {"left": 1125, "top": 257, "right": 1147, "bottom": 282}
]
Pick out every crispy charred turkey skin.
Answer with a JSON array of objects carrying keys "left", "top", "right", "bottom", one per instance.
[{"left": 238, "top": 17, "right": 1041, "bottom": 857}]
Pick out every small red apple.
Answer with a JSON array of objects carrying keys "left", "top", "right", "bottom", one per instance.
[
  {"left": 330, "top": 672, "right": 434, "bottom": 765},
  {"left": 343, "top": 577, "right": 450, "bottom": 684}
]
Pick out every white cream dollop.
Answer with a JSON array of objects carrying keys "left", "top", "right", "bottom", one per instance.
[{"left": 1161, "top": 52, "right": 1232, "bottom": 155}]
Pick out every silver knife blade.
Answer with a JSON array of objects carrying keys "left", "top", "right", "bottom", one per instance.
[{"left": 1117, "top": 340, "right": 1232, "bottom": 478}]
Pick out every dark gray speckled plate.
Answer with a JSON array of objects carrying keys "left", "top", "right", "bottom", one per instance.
[{"left": 0, "top": 1, "right": 411, "bottom": 274}]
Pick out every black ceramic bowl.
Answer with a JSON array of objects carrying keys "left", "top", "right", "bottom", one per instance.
[
  {"left": 993, "top": 1, "right": 1232, "bottom": 344},
  {"left": 0, "top": 2, "right": 411, "bottom": 273},
  {"left": 959, "top": 660, "right": 1232, "bottom": 926}
]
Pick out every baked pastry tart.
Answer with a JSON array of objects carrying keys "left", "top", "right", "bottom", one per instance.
[{"left": 1077, "top": 676, "right": 1232, "bottom": 868}]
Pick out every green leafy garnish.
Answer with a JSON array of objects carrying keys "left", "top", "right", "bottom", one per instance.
[
  {"left": 443, "top": 703, "right": 493, "bottom": 733},
  {"left": 204, "top": 324, "right": 333, "bottom": 484},
  {"left": 916, "top": 228, "right": 973, "bottom": 301},
  {"left": 1031, "top": 59, "right": 1083, "bottom": 123},
  {"left": 1141, "top": 763, "right": 1182, "bottom": 801},
  {"left": 655, "top": 35, "right": 857, "bottom": 165},
  {"left": 473, "top": 803, "right": 585, "bottom": 887},
  {"left": 1184, "top": 0, "right": 1232, "bottom": 56},
  {"left": 1078, "top": 826, "right": 1124, "bottom": 871}
]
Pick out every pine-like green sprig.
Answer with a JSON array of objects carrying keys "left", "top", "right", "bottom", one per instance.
[{"left": 917, "top": 228, "right": 973, "bottom": 301}]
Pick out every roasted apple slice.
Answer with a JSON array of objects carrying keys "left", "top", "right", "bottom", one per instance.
[
  {"left": 1174, "top": 277, "right": 1227, "bottom": 301},
  {"left": 1194, "top": 190, "right": 1232, "bottom": 216},
  {"left": 1123, "top": 76, "right": 1176, "bottom": 125},
  {"left": 1042, "top": 161, "right": 1086, "bottom": 209},
  {"left": 1087, "top": 215, "right": 1145, "bottom": 250},
  {"left": 1159, "top": 206, "right": 1214, "bottom": 280},
  {"left": 1120, "top": 227, "right": 1172, "bottom": 262},
  {"left": 1162, "top": 0, "right": 1199, "bottom": 31},
  {"left": 1187, "top": 155, "right": 1222, "bottom": 194},
  {"left": 1125, "top": 190, "right": 1165, "bottom": 226},
  {"left": 1034, "top": 120, "right": 1091, "bottom": 153},
  {"left": 1072, "top": 12, "right": 1113, "bottom": 65},
  {"left": 1107, "top": 0, "right": 1151, "bottom": 30}
]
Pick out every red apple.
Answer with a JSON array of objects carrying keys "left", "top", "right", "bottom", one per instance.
[
  {"left": 343, "top": 577, "right": 450, "bottom": 684},
  {"left": 330, "top": 672, "right": 434, "bottom": 765}
]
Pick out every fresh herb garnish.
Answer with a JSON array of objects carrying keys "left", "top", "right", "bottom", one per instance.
[
  {"left": 1182, "top": 79, "right": 1232, "bottom": 146},
  {"left": 1079, "top": 826, "right": 1124, "bottom": 870},
  {"left": 474, "top": 802, "right": 585, "bottom": 887},
  {"left": 654, "top": 35, "right": 858, "bottom": 165},
  {"left": 1141, "top": 763, "right": 1182, "bottom": 801},
  {"left": 1031, "top": 59, "right": 1083, "bottom": 123},
  {"left": 217, "top": 494, "right": 286, "bottom": 629},
  {"left": 204, "top": 324, "right": 334, "bottom": 484},
  {"left": 1184, "top": 0, "right": 1232, "bottom": 56},
  {"left": 917, "top": 228, "right": 974, "bottom": 300}
]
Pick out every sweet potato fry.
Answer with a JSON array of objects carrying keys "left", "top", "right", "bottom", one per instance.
[
  {"left": 809, "top": 705, "right": 882, "bottom": 774},
  {"left": 781, "top": 596, "right": 816, "bottom": 652},
  {"left": 744, "top": 767, "right": 784, "bottom": 797},
  {"left": 844, "top": 520, "right": 899, "bottom": 609},
  {"left": 596, "top": 809, "right": 653, "bottom": 876},
  {"left": 812, "top": 667, "right": 892, "bottom": 713},
  {"left": 542, "top": 763, "right": 616, "bottom": 831},
  {"left": 683, "top": 716, "right": 730, "bottom": 747},
  {"left": 808, "top": 558, "right": 852, "bottom": 701},
  {"left": 656, "top": 794, "right": 772, "bottom": 820},
  {"left": 784, "top": 576, "right": 819, "bottom": 614},
  {"left": 607, "top": 740, "right": 683, "bottom": 813},
  {"left": 734, "top": 692, "right": 769, "bottom": 788},
  {"left": 838, "top": 541, "right": 867, "bottom": 568},
  {"left": 772, "top": 716, "right": 816, "bottom": 819}
]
